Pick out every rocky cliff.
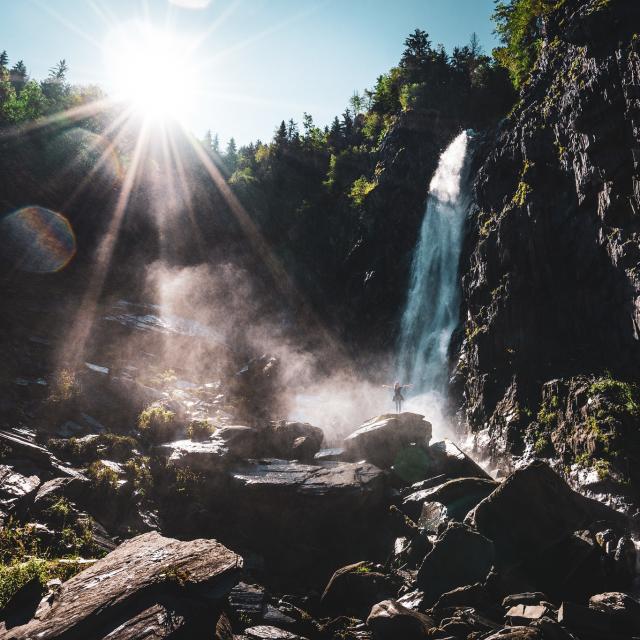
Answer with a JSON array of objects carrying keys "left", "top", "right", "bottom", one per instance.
[{"left": 454, "top": 0, "right": 640, "bottom": 498}]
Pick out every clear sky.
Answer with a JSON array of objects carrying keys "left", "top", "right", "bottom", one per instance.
[{"left": 0, "top": 0, "right": 499, "bottom": 146}]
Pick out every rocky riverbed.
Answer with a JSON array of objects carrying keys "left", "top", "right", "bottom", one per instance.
[{"left": 1, "top": 284, "right": 640, "bottom": 639}]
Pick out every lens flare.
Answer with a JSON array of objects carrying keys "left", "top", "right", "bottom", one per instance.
[{"left": 0, "top": 206, "right": 76, "bottom": 273}]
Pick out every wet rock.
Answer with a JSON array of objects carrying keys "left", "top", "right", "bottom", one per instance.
[
  {"left": 321, "top": 562, "right": 397, "bottom": 619},
  {"left": 365, "top": 599, "right": 435, "bottom": 639},
  {"left": 424, "top": 439, "right": 492, "bottom": 480},
  {"left": 417, "top": 522, "right": 495, "bottom": 607},
  {"left": 314, "top": 447, "right": 346, "bottom": 462},
  {"left": 417, "top": 501, "right": 449, "bottom": 535},
  {"left": 343, "top": 413, "right": 432, "bottom": 469},
  {"left": 403, "top": 476, "right": 497, "bottom": 520},
  {"left": 589, "top": 592, "right": 640, "bottom": 633},
  {"left": 467, "top": 461, "right": 623, "bottom": 568},
  {"left": 160, "top": 438, "right": 231, "bottom": 473},
  {"left": 3, "top": 531, "right": 243, "bottom": 639}
]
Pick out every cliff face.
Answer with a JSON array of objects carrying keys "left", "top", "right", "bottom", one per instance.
[{"left": 454, "top": 0, "right": 640, "bottom": 488}]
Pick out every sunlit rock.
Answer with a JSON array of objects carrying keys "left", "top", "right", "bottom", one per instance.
[
  {"left": 343, "top": 412, "right": 432, "bottom": 468},
  {"left": 3, "top": 531, "right": 242, "bottom": 639}
]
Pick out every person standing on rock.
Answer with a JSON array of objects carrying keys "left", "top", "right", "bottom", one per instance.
[{"left": 382, "top": 381, "right": 412, "bottom": 413}]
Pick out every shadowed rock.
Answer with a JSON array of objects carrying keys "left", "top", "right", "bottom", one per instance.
[
  {"left": 366, "top": 599, "right": 435, "bottom": 639},
  {"left": 321, "top": 561, "right": 397, "bottom": 619},
  {"left": 466, "top": 460, "right": 625, "bottom": 568},
  {"left": 402, "top": 476, "right": 498, "bottom": 521},
  {"left": 417, "top": 522, "right": 495, "bottom": 606}
]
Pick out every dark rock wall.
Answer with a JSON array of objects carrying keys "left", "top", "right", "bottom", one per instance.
[{"left": 453, "top": 0, "right": 640, "bottom": 462}]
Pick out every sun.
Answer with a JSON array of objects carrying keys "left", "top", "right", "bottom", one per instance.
[{"left": 104, "top": 22, "right": 197, "bottom": 124}]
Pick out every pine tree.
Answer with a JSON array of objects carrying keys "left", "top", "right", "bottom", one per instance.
[
  {"left": 10, "top": 60, "right": 27, "bottom": 94},
  {"left": 274, "top": 120, "right": 288, "bottom": 146},
  {"left": 0, "top": 51, "right": 8, "bottom": 69},
  {"left": 225, "top": 137, "right": 238, "bottom": 172}
]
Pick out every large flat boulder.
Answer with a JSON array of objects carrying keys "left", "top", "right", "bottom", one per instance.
[
  {"left": 344, "top": 413, "right": 432, "bottom": 468},
  {"left": 4, "top": 531, "right": 242, "bottom": 639},
  {"left": 466, "top": 460, "right": 625, "bottom": 568}
]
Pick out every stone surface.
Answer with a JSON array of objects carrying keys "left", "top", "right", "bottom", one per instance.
[
  {"left": 366, "top": 599, "right": 435, "bottom": 639},
  {"left": 424, "top": 439, "right": 492, "bottom": 480},
  {"left": 344, "top": 413, "right": 432, "bottom": 468},
  {"left": 321, "top": 561, "right": 397, "bottom": 618},
  {"left": 589, "top": 592, "right": 640, "bottom": 633},
  {"left": 4, "top": 531, "right": 243, "bottom": 639},
  {"left": 417, "top": 522, "right": 495, "bottom": 606},
  {"left": 466, "top": 461, "right": 620, "bottom": 567},
  {"left": 244, "top": 625, "right": 307, "bottom": 640},
  {"left": 264, "top": 421, "right": 324, "bottom": 460},
  {"left": 403, "top": 476, "right": 497, "bottom": 521}
]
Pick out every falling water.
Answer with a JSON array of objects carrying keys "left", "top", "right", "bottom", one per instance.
[{"left": 397, "top": 131, "right": 472, "bottom": 401}]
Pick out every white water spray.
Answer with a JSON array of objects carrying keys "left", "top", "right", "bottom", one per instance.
[{"left": 397, "top": 131, "right": 472, "bottom": 430}]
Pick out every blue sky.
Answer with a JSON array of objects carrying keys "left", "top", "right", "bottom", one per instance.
[{"left": 0, "top": 0, "right": 499, "bottom": 145}]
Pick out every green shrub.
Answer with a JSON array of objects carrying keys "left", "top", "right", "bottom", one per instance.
[
  {"left": 48, "top": 368, "right": 81, "bottom": 402},
  {"left": 123, "top": 457, "right": 153, "bottom": 497},
  {"left": 492, "top": 0, "right": 566, "bottom": 88},
  {"left": 86, "top": 461, "right": 119, "bottom": 493},
  {"left": 0, "top": 558, "right": 82, "bottom": 610},
  {"left": 48, "top": 433, "right": 137, "bottom": 464},
  {"left": 137, "top": 405, "right": 179, "bottom": 443},
  {"left": 187, "top": 420, "right": 213, "bottom": 442}
]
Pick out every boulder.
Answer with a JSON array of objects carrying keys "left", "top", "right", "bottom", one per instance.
[
  {"left": 214, "top": 459, "right": 391, "bottom": 582},
  {"left": 244, "top": 626, "right": 308, "bottom": 640},
  {"left": 159, "top": 438, "right": 231, "bottom": 473},
  {"left": 417, "top": 522, "right": 495, "bottom": 607},
  {"left": 4, "top": 531, "right": 243, "bottom": 639},
  {"left": 264, "top": 421, "right": 324, "bottom": 460},
  {"left": 402, "top": 477, "right": 498, "bottom": 520},
  {"left": 0, "top": 462, "right": 42, "bottom": 510},
  {"left": 417, "top": 501, "right": 449, "bottom": 535},
  {"left": 423, "top": 439, "right": 492, "bottom": 480},
  {"left": 366, "top": 599, "right": 435, "bottom": 639},
  {"left": 321, "top": 561, "right": 397, "bottom": 618},
  {"left": 229, "top": 582, "right": 267, "bottom": 625},
  {"left": 466, "top": 461, "right": 624, "bottom": 568},
  {"left": 589, "top": 592, "right": 640, "bottom": 633},
  {"left": 216, "top": 425, "right": 260, "bottom": 458},
  {"left": 344, "top": 413, "right": 432, "bottom": 468}
]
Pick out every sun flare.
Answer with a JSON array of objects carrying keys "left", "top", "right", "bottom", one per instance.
[{"left": 104, "top": 22, "right": 197, "bottom": 124}]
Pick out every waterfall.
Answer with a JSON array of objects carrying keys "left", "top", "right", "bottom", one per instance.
[{"left": 397, "top": 131, "right": 472, "bottom": 399}]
